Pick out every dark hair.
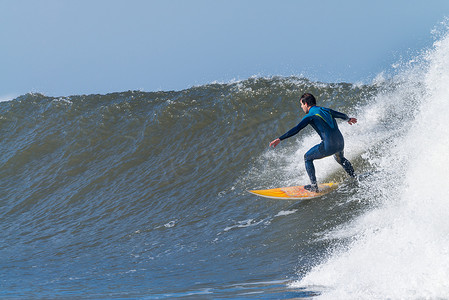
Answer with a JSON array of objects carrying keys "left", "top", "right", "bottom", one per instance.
[{"left": 300, "top": 93, "right": 316, "bottom": 106}]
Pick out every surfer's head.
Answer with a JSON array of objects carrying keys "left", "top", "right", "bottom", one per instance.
[
  {"left": 300, "top": 93, "right": 316, "bottom": 107},
  {"left": 300, "top": 93, "right": 316, "bottom": 114}
]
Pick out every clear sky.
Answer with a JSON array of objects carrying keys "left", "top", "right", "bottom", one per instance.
[{"left": 1, "top": 0, "right": 449, "bottom": 99}]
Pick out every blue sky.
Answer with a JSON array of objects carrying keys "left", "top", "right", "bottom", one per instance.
[{"left": 1, "top": 0, "right": 449, "bottom": 98}]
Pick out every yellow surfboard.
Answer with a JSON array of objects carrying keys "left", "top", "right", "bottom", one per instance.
[{"left": 248, "top": 182, "right": 338, "bottom": 200}]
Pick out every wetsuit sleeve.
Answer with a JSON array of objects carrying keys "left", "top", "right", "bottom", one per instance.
[
  {"left": 329, "top": 108, "right": 350, "bottom": 121},
  {"left": 279, "top": 116, "right": 311, "bottom": 141}
]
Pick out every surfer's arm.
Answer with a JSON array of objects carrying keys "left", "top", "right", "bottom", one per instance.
[
  {"left": 329, "top": 109, "right": 350, "bottom": 121},
  {"left": 279, "top": 117, "right": 310, "bottom": 141},
  {"left": 269, "top": 117, "right": 310, "bottom": 148},
  {"left": 329, "top": 109, "right": 357, "bottom": 125}
]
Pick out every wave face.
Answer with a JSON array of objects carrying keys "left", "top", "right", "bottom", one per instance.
[{"left": 1, "top": 31, "right": 449, "bottom": 298}]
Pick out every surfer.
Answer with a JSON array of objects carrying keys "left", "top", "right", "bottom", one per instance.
[{"left": 269, "top": 93, "right": 357, "bottom": 192}]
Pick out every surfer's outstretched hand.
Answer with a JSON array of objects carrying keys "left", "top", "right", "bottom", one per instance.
[
  {"left": 269, "top": 138, "right": 281, "bottom": 148},
  {"left": 348, "top": 118, "right": 357, "bottom": 125}
]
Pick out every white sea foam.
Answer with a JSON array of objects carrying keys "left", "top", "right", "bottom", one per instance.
[
  {"left": 223, "top": 219, "right": 265, "bottom": 232},
  {"left": 275, "top": 210, "right": 298, "bottom": 217},
  {"left": 290, "top": 29, "right": 449, "bottom": 299}
]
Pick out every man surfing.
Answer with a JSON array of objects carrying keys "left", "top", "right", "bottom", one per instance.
[{"left": 269, "top": 93, "right": 357, "bottom": 192}]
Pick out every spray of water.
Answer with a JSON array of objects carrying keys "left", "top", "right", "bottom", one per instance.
[{"left": 290, "top": 28, "right": 449, "bottom": 299}]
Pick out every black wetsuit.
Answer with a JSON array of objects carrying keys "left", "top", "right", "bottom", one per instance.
[{"left": 279, "top": 106, "right": 355, "bottom": 184}]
